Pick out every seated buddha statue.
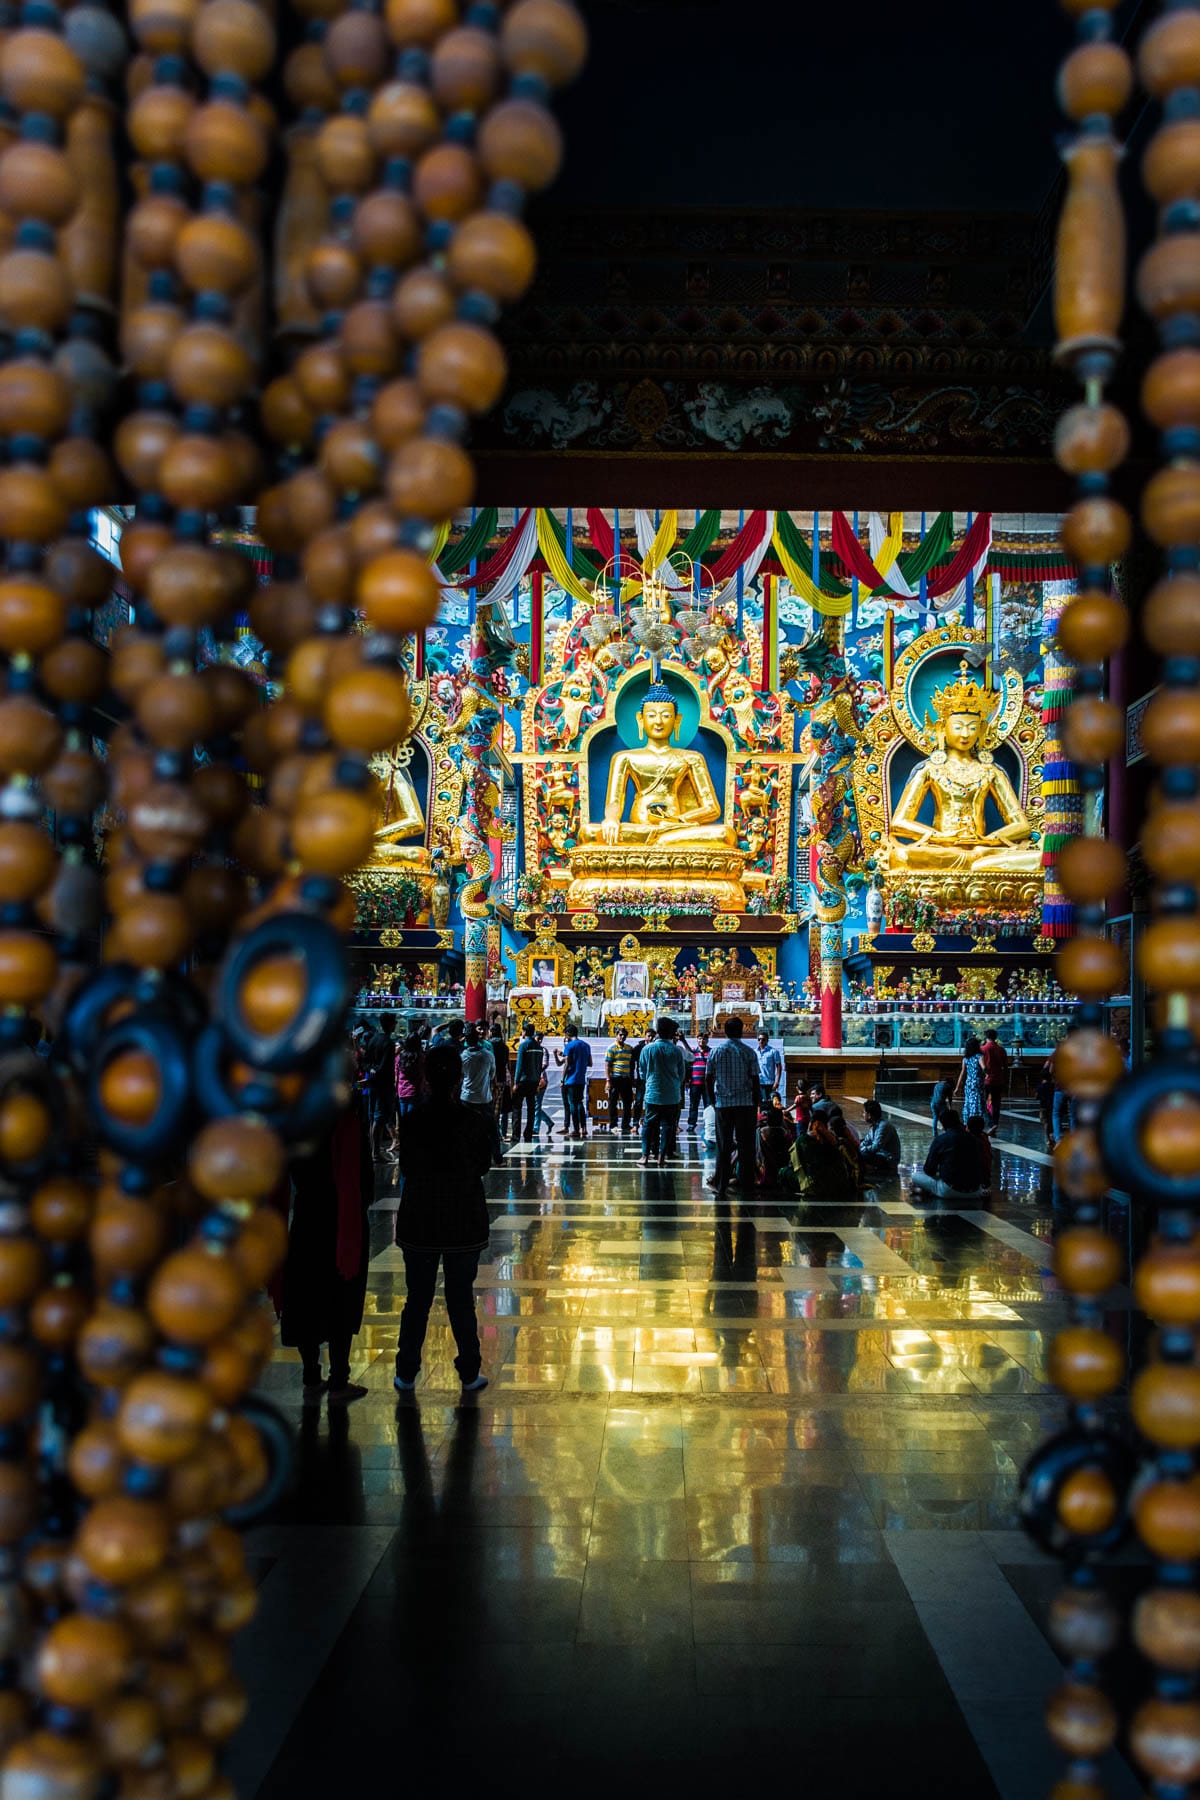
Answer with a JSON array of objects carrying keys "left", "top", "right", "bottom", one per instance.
[
  {"left": 889, "top": 667, "right": 1040, "bottom": 875},
  {"left": 368, "top": 747, "right": 429, "bottom": 864},
  {"left": 579, "top": 685, "right": 736, "bottom": 847}
]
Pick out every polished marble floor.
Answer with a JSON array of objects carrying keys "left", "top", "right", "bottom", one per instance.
[{"left": 237, "top": 1101, "right": 1140, "bottom": 1800}]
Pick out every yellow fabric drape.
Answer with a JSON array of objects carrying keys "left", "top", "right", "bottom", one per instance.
[
  {"left": 535, "top": 509, "right": 597, "bottom": 608},
  {"left": 873, "top": 512, "right": 905, "bottom": 577},
  {"left": 428, "top": 520, "right": 451, "bottom": 563},
  {"left": 642, "top": 509, "right": 678, "bottom": 578},
  {"left": 771, "top": 519, "right": 851, "bottom": 617}
]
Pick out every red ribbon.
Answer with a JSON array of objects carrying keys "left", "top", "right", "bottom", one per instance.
[
  {"left": 586, "top": 508, "right": 639, "bottom": 576},
  {"left": 925, "top": 512, "right": 992, "bottom": 598},
  {"left": 830, "top": 512, "right": 885, "bottom": 590},
  {"left": 441, "top": 508, "right": 534, "bottom": 592},
  {"left": 708, "top": 510, "right": 770, "bottom": 582}
]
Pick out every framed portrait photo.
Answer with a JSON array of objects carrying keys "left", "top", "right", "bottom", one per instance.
[
  {"left": 531, "top": 956, "right": 558, "bottom": 989},
  {"left": 613, "top": 961, "right": 648, "bottom": 1000}
]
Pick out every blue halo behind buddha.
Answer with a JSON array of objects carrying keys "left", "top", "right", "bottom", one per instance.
[{"left": 614, "top": 670, "right": 701, "bottom": 749}]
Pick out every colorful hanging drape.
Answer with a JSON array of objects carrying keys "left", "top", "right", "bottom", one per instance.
[
  {"left": 925, "top": 512, "right": 993, "bottom": 598},
  {"left": 771, "top": 518, "right": 851, "bottom": 615},
  {"left": 536, "top": 509, "right": 597, "bottom": 607},
  {"left": 438, "top": 507, "right": 498, "bottom": 575},
  {"left": 586, "top": 508, "right": 639, "bottom": 576}
]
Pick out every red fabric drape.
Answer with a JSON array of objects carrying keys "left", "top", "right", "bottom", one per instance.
[
  {"left": 830, "top": 512, "right": 884, "bottom": 590},
  {"left": 442, "top": 508, "right": 533, "bottom": 591},
  {"left": 586, "top": 508, "right": 639, "bottom": 576},
  {"left": 925, "top": 512, "right": 992, "bottom": 598},
  {"left": 708, "top": 510, "right": 770, "bottom": 582},
  {"left": 331, "top": 1108, "right": 364, "bottom": 1281}
]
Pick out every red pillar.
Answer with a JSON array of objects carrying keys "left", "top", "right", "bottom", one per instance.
[
  {"left": 464, "top": 915, "right": 487, "bottom": 1024},
  {"left": 819, "top": 920, "right": 843, "bottom": 1050}
]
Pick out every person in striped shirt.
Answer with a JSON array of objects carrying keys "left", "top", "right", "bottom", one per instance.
[{"left": 605, "top": 1028, "right": 635, "bottom": 1134}]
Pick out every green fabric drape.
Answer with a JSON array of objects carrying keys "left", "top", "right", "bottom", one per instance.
[
  {"left": 540, "top": 509, "right": 603, "bottom": 583},
  {"left": 893, "top": 510, "right": 954, "bottom": 585},
  {"left": 673, "top": 509, "right": 722, "bottom": 571},
  {"left": 439, "top": 508, "right": 498, "bottom": 575},
  {"left": 774, "top": 511, "right": 851, "bottom": 598}
]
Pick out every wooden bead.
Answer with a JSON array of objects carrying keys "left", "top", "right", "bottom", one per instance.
[
  {"left": 79, "top": 1496, "right": 171, "bottom": 1587},
  {"left": 204, "top": 659, "right": 256, "bottom": 731},
  {"left": 412, "top": 142, "right": 482, "bottom": 221},
  {"left": 501, "top": 0, "right": 588, "bottom": 85},
  {"left": 371, "top": 377, "right": 426, "bottom": 452},
  {"left": 304, "top": 238, "right": 363, "bottom": 312},
  {"left": 323, "top": 7, "right": 388, "bottom": 87},
  {"left": 149, "top": 1246, "right": 244, "bottom": 1346},
  {"left": 0, "top": 246, "right": 71, "bottom": 333},
  {"left": 448, "top": 212, "right": 537, "bottom": 301},
  {"left": 392, "top": 265, "right": 454, "bottom": 341},
  {"left": 1140, "top": 917, "right": 1200, "bottom": 995},
  {"left": 1140, "top": 9, "right": 1200, "bottom": 98},
  {"left": 158, "top": 432, "right": 240, "bottom": 511},
  {"left": 189, "top": 1115, "right": 285, "bottom": 1203},
  {"left": 176, "top": 213, "right": 258, "bottom": 297},
  {"left": 1046, "top": 1682, "right": 1117, "bottom": 1759},
  {"left": 1143, "top": 462, "right": 1200, "bottom": 547},
  {"left": 368, "top": 80, "right": 440, "bottom": 159},
  {"left": 0, "top": 1461, "right": 34, "bottom": 1545},
  {"left": 231, "top": 1207, "right": 288, "bottom": 1287},
  {"left": 316, "top": 114, "right": 376, "bottom": 193},
  {"left": 1054, "top": 1028, "right": 1124, "bottom": 1099},
  {"left": 185, "top": 99, "right": 269, "bottom": 185},
  {"left": 68, "top": 1419, "right": 123, "bottom": 1498},
  {"left": 183, "top": 861, "right": 248, "bottom": 932},
  {"left": 0, "top": 463, "right": 68, "bottom": 542},
  {"left": 1134, "top": 1588, "right": 1200, "bottom": 1672},
  {"left": 387, "top": 435, "right": 474, "bottom": 517},
  {"left": 0, "top": 139, "right": 77, "bottom": 225},
  {"left": 1056, "top": 835, "right": 1126, "bottom": 903},
  {"left": 1144, "top": 689, "right": 1200, "bottom": 764},
  {"left": 352, "top": 189, "right": 420, "bottom": 268},
  {"left": 147, "top": 544, "right": 232, "bottom": 630},
  {"left": 130, "top": 0, "right": 200, "bottom": 52},
  {"left": 1054, "top": 590, "right": 1128, "bottom": 661},
  {"left": 302, "top": 525, "right": 356, "bottom": 605},
  {"left": 118, "top": 1369, "right": 213, "bottom": 1466},
  {"left": 0, "top": 1091, "right": 51, "bottom": 1166},
  {"left": 199, "top": 1677, "right": 247, "bottom": 1741},
  {"left": 192, "top": 0, "right": 276, "bottom": 81},
  {"left": 1057, "top": 1468, "right": 1118, "bottom": 1537},
  {"left": 1, "top": 29, "right": 87, "bottom": 118},
  {"left": 1145, "top": 119, "right": 1200, "bottom": 207},
  {"left": 50, "top": 438, "right": 114, "bottom": 511},
  {"left": 1136, "top": 1239, "right": 1200, "bottom": 1323},
  {"left": 0, "top": 360, "right": 70, "bottom": 440},
  {"left": 37, "top": 1613, "right": 133, "bottom": 1708},
  {"left": 43, "top": 743, "right": 106, "bottom": 814},
  {"left": 477, "top": 97, "right": 563, "bottom": 190},
  {"left": 1146, "top": 573, "right": 1200, "bottom": 657},
  {"left": 1050, "top": 1130, "right": 1108, "bottom": 1202},
  {"left": 1133, "top": 1362, "right": 1200, "bottom": 1449},
  {"left": 1130, "top": 1698, "right": 1200, "bottom": 1785},
  {"left": 1056, "top": 1226, "right": 1121, "bottom": 1294},
  {"left": 1048, "top": 1325, "right": 1122, "bottom": 1400},
  {"left": 31, "top": 1176, "right": 91, "bottom": 1243},
  {"left": 46, "top": 535, "right": 111, "bottom": 606},
  {"left": 284, "top": 40, "right": 337, "bottom": 112},
  {"left": 1056, "top": 933, "right": 1122, "bottom": 997},
  {"left": 94, "top": 1695, "right": 162, "bottom": 1769},
  {"left": 143, "top": 1656, "right": 200, "bottom": 1732},
  {"left": 121, "top": 301, "right": 185, "bottom": 379},
  {"left": 136, "top": 670, "right": 217, "bottom": 752},
  {"left": 1057, "top": 43, "right": 1132, "bottom": 121},
  {"left": 260, "top": 375, "right": 314, "bottom": 449},
  {"left": 166, "top": 1735, "right": 216, "bottom": 1798},
  {"left": 193, "top": 762, "right": 250, "bottom": 831},
  {"left": 108, "top": 893, "right": 192, "bottom": 969},
  {"left": 294, "top": 341, "right": 350, "bottom": 414},
  {"left": 128, "top": 191, "right": 190, "bottom": 269},
  {"left": 325, "top": 666, "right": 412, "bottom": 753},
  {"left": 431, "top": 26, "right": 501, "bottom": 112},
  {"left": 0, "top": 696, "right": 61, "bottom": 775},
  {"left": 1, "top": 1731, "right": 99, "bottom": 1800},
  {"left": 91, "top": 1189, "right": 166, "bottom": 1280},
  {"left": 290, "top": 786, "right": 377, "bottom": 876},
  {"left": 98, "top": 1049, "right": 161, "bottom": 1126},
  {"left": 115, "top": 408, "right": 179, "bottom": 488},
  {"left": 358, "top": 547, "right": 440, "bottom": 634},
  {"left": 249, "top": 580, "right": 317, "bottom": 655},
  {"left": 0, "top": 1344, "right": 38, "bottom": 1424},
  {"left": 384, "top": 0, "right": 456, "bottom": 49},
  {"left": 417, "top": 321, "right": 507, "bottom": 413},
  {"left": 0, "top": 821, "right": 56, "bottom": 904},
  {"left": 1138, "top": 233, "right": 1200, "bottom": 322},
  {"left": 129, "top": 82, "right": 196, "bottom": 159},
  {"left": 0, "top": 1235, "right": 43, "bottom": 1308},
  {"left": 1061, "top": 696, "right": 1124, "bottom": 764},
  {"left": 1144, "top": 801, "right": 1200, "bottom": 881},
  {"left": 124, "top": 1568, "right": 189, "bottom": 1648},
  {"left": 1060, "top": 495, "right": 1131, "bottom": 565},
  {"left": 321, "top": 415, "right": 384, "bottom": 491},
  {"left": 350, "top": 499, "right": 402, "bottom": 564},
  {"left": 76, "top": 1300, "right": 155, "bottom": 1387}
]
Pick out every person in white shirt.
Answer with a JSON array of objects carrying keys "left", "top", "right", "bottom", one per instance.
[{"left": 461, "top": 1026, "right": 499, "bottom": 1160}]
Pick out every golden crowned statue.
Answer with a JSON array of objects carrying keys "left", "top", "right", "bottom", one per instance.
[
  {"left": 366, "top": 744, "right": 430, "bottom": 869},
  {"left": 567, "top": 681, "right": 745, "bottom": 909},
  {"left": 890, "top": 664, "right": 1041, "bottom": 875},
  {"left": 852, "top": 629, "right": 1046, "bottom": 914}
]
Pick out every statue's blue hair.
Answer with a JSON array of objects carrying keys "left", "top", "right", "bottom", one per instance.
[{"left": 644, "top": 683, "right": 675, "bottom": 704}]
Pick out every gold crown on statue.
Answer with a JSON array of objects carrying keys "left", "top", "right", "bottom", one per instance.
[{"left": 927, "top": 660, "right": 998, "bottom": 727}]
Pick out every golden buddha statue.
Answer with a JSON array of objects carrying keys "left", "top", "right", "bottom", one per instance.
[
  {"left": 567, "top": 682, "right": 745, "bottom": 909},
  {"left": 889, "top": 667, "right": 1040, "bottom": 875},
  {"left": 367, "top": 747, "right": 429, "bottom": 865},
  {"left": 580, "top": 685, "right": 736, "bottom": 847}
]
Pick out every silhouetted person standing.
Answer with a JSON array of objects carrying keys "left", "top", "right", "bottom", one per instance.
[
  {"left": 705, "top": 1017, "right": 761, "bottom": 1194},
  {"left": 393, "top": 1044, "right": 492, "bottom": 1394},
  {"left": 281, "top": 1092, "right": 373, "bottom": 1404}
]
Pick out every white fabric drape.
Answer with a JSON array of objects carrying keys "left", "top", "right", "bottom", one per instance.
[
  {"left": 867, "top": 513, "right": 916, "bottom": 599},
  {"left": 431, "top": 506, "right": 539, "bottom": 607},
  {"left": 713, "top": 510, "right": 775, "bottom": 607}
]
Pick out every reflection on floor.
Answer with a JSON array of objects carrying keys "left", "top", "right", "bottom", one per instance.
[{"left": 238, "top": 1105, "right": 1138, "bottom": 1800}]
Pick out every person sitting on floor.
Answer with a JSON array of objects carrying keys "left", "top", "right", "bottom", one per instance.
[
  {"left": 758, "top": 1104, "right": 795, "bottom": 1190},
  {"left": 859, "top": 1099, "right": 902, "bottom": 1181},
  {"left": 966, "top": 1113, "right": 993, "bottom": 1186},
  {"left": 827, "top": 1105, "right": 860, "bottom": 1184},
  {"left": 790, "top": 1100, "right": 857, "bottom": 1198},
  {"left": 910, "top": 1107, "right": 989, "bottom": 1203}
]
